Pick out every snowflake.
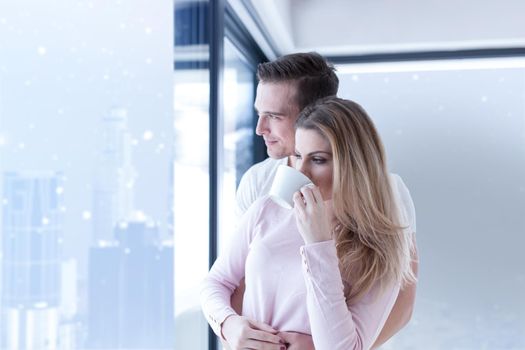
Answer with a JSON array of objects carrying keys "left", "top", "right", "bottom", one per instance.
[
  {"left": 82, "top": 210, "right": 92, "bottom": 220},
  {"left": 37, "top": 46, "right": 47, "bottom": 56},
  {"left": 143, "top": 130, "right": 154, "bottom": 141}
]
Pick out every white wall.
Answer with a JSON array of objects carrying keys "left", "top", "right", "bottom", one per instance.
[{"left": 245, "top": 0, "right": 525, "bottom": 55}]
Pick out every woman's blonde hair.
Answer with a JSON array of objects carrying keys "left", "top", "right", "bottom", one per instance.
[{"left": 296, "top": 97, "right": 416, "bottom": 302}]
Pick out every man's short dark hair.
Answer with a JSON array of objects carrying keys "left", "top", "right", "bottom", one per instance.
[{"left": 256, "top": 52, "right": 339, "bottom": 111}]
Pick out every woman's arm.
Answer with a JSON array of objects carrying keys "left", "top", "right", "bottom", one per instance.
[
  {"left": 226, "top": 248, "right": 416, "bottom": 350},
  {"left": 300, "top": 241, "right": 399, "bottom": 350},
  {"left": 200, "top": 197, "right": 284, "bottom": 349},
  {"left": 293, "top": 186, "right": 399, "bottom": 349},
  {"left": 200, "top": 226, "right": 251, "bottom": 336}
]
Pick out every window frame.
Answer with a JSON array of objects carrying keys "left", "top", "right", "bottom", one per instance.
[{"left": 207, "top": 2, "right": 267, "bottom": 350}]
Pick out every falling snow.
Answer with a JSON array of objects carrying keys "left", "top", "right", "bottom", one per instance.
[
  {"left": 0, "top": 1, "right": 175, "bottom": 348},
  {"left": 143, "top": 130, "right": 154, "bottom": 141},
  {"left": 82, "top": 211, "right": 92, "bottom": 220},
  {"left": 37, "top": 46, "right": 47, "bottom": 56}
]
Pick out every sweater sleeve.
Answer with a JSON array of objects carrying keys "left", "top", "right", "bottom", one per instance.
[
  {"left": 300, "top": 241, "right": 400, "bottom": 350},
  {"left": 200, "top": 197, "right": 263, "bottom": 338}
]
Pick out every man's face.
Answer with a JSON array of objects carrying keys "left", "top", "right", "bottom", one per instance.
[{"left": 254, "top": 82, "right": 300, "bottom": 159}]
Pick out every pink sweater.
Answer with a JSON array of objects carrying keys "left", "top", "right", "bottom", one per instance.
[{"left": 201, "top": 196, "right": 400, "bottom": 350}]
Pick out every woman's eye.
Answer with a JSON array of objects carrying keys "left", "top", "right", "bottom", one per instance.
[
  {"left": 294, "top": 154, "right": 302, "bottom": 159},
  {"left": 312, "top": 157, "right": 326, "bottom": 164}
]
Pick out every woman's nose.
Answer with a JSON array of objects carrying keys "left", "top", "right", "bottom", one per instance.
[{"left": 296, "top": 161, "right": 310, "bottom": 178}]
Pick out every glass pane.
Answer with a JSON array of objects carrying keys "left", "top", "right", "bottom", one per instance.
[
  {"left": 173, "top": 1, "right": 210, "bottom": 349},
  {"left": 219, "top": 38, "right": 255, "bottom": 253},
  {"left": 0, "top": 1, "right": 174, "bottom": 349},
  {"left": 337, "top": 58, "right": 525, "bottom": 349}
]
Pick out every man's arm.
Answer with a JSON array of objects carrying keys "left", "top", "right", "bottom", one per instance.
[
  {"left": 220, "top": 280, "right": 245, "bottom": 350},
  {"left": 372, "top": 245, "right": 419, "bottom": 349},
  {"left": 230, "top": 278, "right": 245, "bottom": 315}
]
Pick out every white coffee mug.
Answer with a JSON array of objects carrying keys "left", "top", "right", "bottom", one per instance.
[{"left": 269, "top": 165, "right": 312, "bottom": 209}]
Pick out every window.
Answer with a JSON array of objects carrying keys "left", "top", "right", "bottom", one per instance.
[
  {"left": 213, "top": 6, "right": 267, "bottom": 349},
  {"left": 337, "top": 57, "right": 525, "bottom": 349},
  {"left": 218, "top": 37, "right": 257, "bottom": 253},
  {"left": 0, "top": 1, "right": 267, "bottom": 348},
  {"left": 1, "top": 1, "right": 174, "bottom": 348},
  {"left": 173, "top": 1, "right": 210, "bottom": 349}
]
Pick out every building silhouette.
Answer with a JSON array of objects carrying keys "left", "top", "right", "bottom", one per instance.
[
  {"left": 87, "top": 219, "right": 174, "bottom": 349},
  {"left": 1, "top": 171, "right": 64, "bottom": 350},
  {"left": 92, "top": 107, "right": 136, "bottom": 244}
]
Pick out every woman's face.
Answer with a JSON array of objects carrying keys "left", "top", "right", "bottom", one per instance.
[{"left": 294, "top": 128, "right": 333, "bottom": 200}]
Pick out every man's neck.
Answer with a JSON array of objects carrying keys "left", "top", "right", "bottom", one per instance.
[{"left": 286, "top": 155, "right": 296, "bottom": 167}]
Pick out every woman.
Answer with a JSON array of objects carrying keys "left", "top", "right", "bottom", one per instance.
[{"left": 201, "top": 97, "right": 417, "bottom": 350}]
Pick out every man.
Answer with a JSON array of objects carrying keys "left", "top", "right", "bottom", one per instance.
[{"left": 229, "top": 52, "right": 418, "bottom": 349}]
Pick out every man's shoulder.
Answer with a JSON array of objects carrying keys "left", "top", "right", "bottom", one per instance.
[
  {"left": 236, "top": 157, "right": 287, "bottom": 218},
  {"left": 389, "top": 172, "right": 417, "bottom": 233},
  {"left": 389, "top": 172, "right": 410, "bottom": 190},
  {"left": 389, "top": 173, "right": 412, "bottom": 202},
  {"left": 389, "top": 172, "right": 402, "bottom": 181},
  {"left": 244, "top": 157, "right": 286, "bottom": 179}
]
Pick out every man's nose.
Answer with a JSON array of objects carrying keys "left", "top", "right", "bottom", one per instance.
[{"left": 255, "top": 116, "right": 267, "bottom": 136}]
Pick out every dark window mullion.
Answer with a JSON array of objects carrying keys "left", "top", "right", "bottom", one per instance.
[{"left": 209, "top": 0, "right": 224, "bottom": 349}]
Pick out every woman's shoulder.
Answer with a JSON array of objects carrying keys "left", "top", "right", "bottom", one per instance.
[
  {"left": 249, "top": 194, "right": 289, "bottom": 218},
  {"left": 250, "top": 195, "right": 296, "bottom": 226}
]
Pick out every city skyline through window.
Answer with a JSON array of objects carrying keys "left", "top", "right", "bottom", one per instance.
[{"left": 0, "top": 1, "right": 174, "bottom": 348}]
